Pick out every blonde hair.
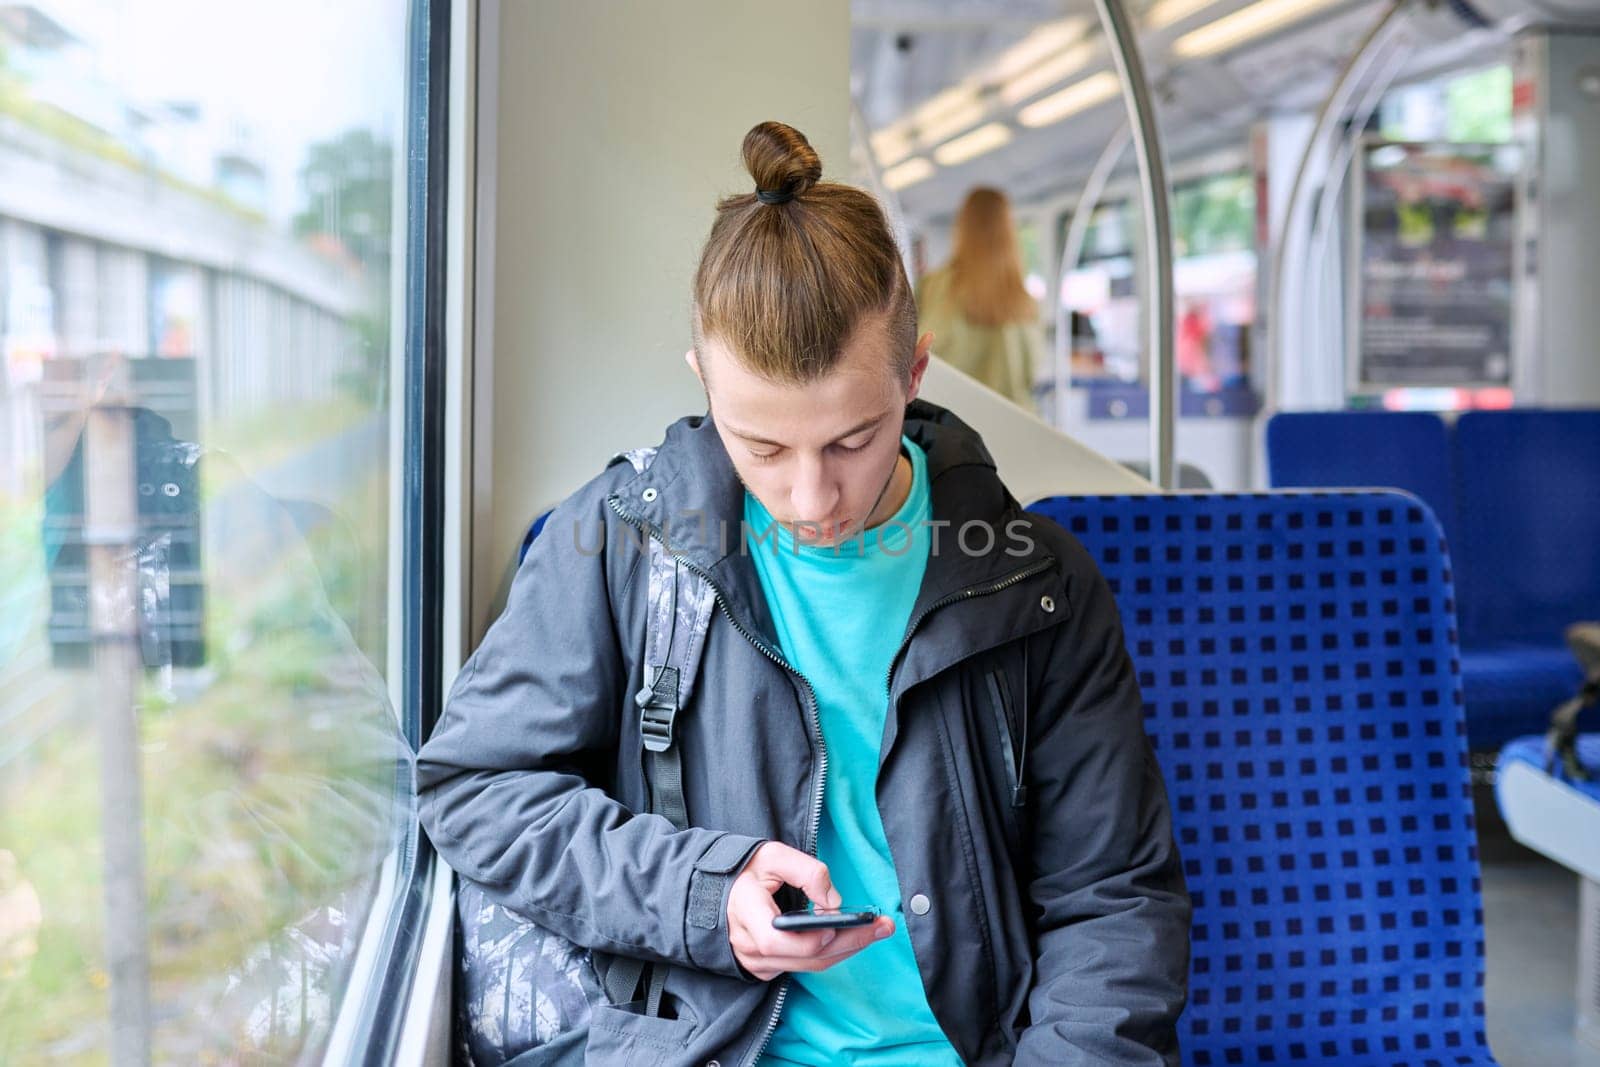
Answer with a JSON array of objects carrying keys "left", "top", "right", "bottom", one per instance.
[
  {"left": 946, "top": 187, "right": 1037, "bottom": 328},
  {"left": 693, "top": 121, "right": 917, "bottom": 385}
]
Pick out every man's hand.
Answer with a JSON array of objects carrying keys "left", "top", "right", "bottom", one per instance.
[{"left": 728, "top": 841, "right": 895, "bottom": 981}]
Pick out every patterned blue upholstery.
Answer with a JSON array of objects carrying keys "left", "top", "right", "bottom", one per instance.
[
  {"left": 1267, "top": 412, "right": 1458, "bottom": 550},
  {"left": 1268, "top": 410, "right": 1600, "bottom": 749},
  {"left": 1028, "top": 492, "right": 1495, "bottom": 1066}
]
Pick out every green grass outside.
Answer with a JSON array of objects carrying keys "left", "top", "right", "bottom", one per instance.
[{"left": 0, "top": 452, "right": 399, "bottom": 1062}]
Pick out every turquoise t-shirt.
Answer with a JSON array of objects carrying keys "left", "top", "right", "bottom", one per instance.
[{"left": 743, "top": 437, "right": 963, "bottom": 1067}]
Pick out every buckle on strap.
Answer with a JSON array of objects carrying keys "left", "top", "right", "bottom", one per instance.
[{"left": 635, "top": 665, "right": 680, "bottom": 753}]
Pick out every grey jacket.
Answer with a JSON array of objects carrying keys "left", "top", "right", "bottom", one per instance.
[{"left": 416, "top": 400, "right": 1190, "bottom": 1066}]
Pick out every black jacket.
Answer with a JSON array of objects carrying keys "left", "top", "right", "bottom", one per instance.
[{"left": 417, "top": 400, "right": 1190, "bottom": 1065}]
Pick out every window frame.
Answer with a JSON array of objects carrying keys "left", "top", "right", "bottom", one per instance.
[{"left": 318, "top": 0, "right": 453, "bottom": 1060}]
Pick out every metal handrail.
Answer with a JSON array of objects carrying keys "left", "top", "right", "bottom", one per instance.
[
  {"left": 1091, "top": 0, "right": 1176, "bottom": 489},
  {"left": 1265, "top": 0, "right": 1412, "bottom": 415},
  {"left": 1303, "top": 37, "right": 1411, "bottom": 397}
]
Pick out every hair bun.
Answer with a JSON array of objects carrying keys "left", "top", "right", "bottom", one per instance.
[{"left": 742, "top": 121, "right": 822, "bottom": 203}]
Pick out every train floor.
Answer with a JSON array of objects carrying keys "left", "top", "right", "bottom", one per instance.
[{"left": 1476, "top": 781, "right": 1600, "bottom": 1067}]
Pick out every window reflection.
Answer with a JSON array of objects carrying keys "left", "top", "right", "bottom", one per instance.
[{"left": 0, "top": 1, "right": 413, "bottom": 1059}]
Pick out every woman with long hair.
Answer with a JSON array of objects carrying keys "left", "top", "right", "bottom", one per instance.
[{"left": 916, "top": 187, "right": 1045, "bottom": 409}]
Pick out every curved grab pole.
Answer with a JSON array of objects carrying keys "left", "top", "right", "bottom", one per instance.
[
  {"left": 1304, "top": 39, "right": 1410, "bottom": 385},
  {"left": 1302, "top": 4, "right": 1513, "bottom": 370},
  {"left": 1052, "top": 122, "right": 1133, "bottom": 429},
  {"left": 1265, "top": 0, "right": 1411, "bottom": 415},
  {"left": 1090, "top": 0, "right": 1176, "bottom": 489}
]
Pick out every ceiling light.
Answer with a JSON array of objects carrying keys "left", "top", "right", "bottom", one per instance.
[
  {"left": 1172, "top": 0, "right": 1343, "bottom": 59},
  {"left": 871, "top": 128, "right": 915, "bottom": 168},
  {"left": 1017, "top": 72, "right": 1121, "bottom": 128},
  {"left": 990, "top": 17, "right": 1089, "bottom": 81},
  {"left": 911, "top": 94, "right": 988, "bottom": 147},
  {"left": 912, "top": 85, "right": 980, "bottom": 129},
  {"left": 1145, "top": 0, "right": 1220, "bottom": 30},
  {"left": 882, "top": 157, "right": 936, "bottom": 190},
  {"left": 932, "top": 122, "right": 1013, "bottom": 166},
  {"left": 999, "top": 41, "right": 1098, "bottom": 106}
]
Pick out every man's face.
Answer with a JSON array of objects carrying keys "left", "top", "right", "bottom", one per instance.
[{"left": 691, "top": 316, "right": 932, "bottom": 547}]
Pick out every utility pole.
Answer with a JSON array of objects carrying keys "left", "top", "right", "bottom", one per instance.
[{"left": 83, "top": 355, "right": 151, "bottom": 1066}]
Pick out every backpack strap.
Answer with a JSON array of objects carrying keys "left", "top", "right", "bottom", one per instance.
[
  {"left": 603, "top": 446, "right": 718, "bottom": 1013},
  {"left": 611, "top": 445, "right": 716, "bottom": 827},
  {"left": 636, "top": 540, "right": 717, "bottom": 829}
]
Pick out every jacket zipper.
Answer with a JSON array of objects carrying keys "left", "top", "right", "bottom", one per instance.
[
  {"left": 605, "top": 498, "right": 823, "bottom": 1064},
  {"left": 755, "top": 559, "right": 1060, "bottom": 1066},
  {"left": 611, "top": 498, "right": 1054, "bottom": 1066},
  {"left": 751, "top": 561, "right": 1059, "bottom": 1064},
  {"left": 873, "top": 559, "right": 1052, "bottom": 1060},
  {"left": 985, "top": 667, "right": 1022, "bottom": 810}
]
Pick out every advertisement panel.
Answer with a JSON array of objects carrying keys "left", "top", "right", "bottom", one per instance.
[{"left": 1351, "top": 141, "right": 1518, "bottom": 389}]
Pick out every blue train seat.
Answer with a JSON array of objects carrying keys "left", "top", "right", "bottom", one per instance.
[
  {"left": 1267, "top": 409, "right": 1600, "bottom": 749},
  {"left": 1453, "top": 411, "right": 1600, "bottom": 746},
  {"left": 1455, "top": 646, "right": 1581, "bottom": 751},
  {"left": 1494, "top": 732, "right": 1600, "bottom": 1049},
  {"left": 1266, "top": 411, "right": 1457, "bottom": 548},
  {"left": 1029, "top": 491, "right": 1495, "bottom": 1065},
  {"left": 1453, "top": 411, "right": 1600, "bottom": 645},
  {"left": 1497, "top": 734, "right": 1600, "bottom": 807},
  {"left": 515, "top": 494, "right": 1496, "bottom": 1061},
  {"left": 1495, "top": 732, "right": 1600, "bottom": 879}
]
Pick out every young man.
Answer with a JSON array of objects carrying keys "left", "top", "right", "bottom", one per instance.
[{"left": 417, "top": 121, "right": 1189, "bottom": 1066}]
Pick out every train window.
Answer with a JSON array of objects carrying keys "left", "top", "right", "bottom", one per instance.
[
  {"left": 0, "top": 0, "right": 442, "bottom": 1060},
  {"left": 1171, "top": 172, "right": 1254, "bottom": 259},
  {"left": 1379, "top": 64, "right": 1513, "bottom": 145},
  {"left": 1056, "top": 179, "right": 1258, "bottom": 406},
  {"left": 1079, "top": 200, "right": 1136, "bottom": 263},
  {"left": 1017, "top": 218, "right": 1048, "bottom": 301},
  {"left": 1171, "top": 173, "right": 1257, "bottom": 402},
  {"left": 1056, "top": 201, "right": 1140, "bottom": 383}
]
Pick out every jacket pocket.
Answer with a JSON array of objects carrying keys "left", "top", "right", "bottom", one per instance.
[
  {"left": 983, "top": 664, "right": 1026, "bottom": 854},
  {"left": 583, "top": 1000, "right": 698, "bottom": 1067}
]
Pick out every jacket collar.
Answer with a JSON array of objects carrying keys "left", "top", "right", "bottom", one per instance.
[{"left": 605, "top": 399, "right": 1058, "bottom": 655}]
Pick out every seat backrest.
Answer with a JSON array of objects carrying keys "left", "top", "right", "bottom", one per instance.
[
  {"left": 1027, "top": 491, "right": 1489, "bottom": 1065},
  {"left": 1454, "top": 409, "right": 1600, "bottom": 646},
  {"left": 1266, "top": 411, "right": 1457, "bottom": 551}
]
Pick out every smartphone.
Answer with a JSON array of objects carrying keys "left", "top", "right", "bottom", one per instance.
[{"left": 771, "top": 907, "right": 880, "bottom": 932}]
